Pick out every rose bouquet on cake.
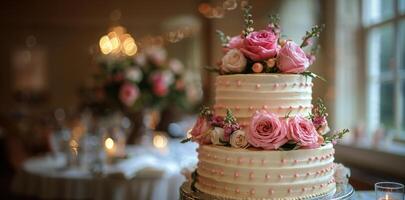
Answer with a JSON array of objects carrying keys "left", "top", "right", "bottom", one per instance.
[{"left": 211, "top": 5, "right": 324, "bottom": 79}]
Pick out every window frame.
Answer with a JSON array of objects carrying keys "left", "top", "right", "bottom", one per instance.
[{"left": 363, "top": 0, "right": 405, "bottom": 138}]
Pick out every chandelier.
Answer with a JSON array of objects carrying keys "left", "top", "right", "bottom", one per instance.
[{"left": 99, "top": 26, "right": 137, "bottom": 56}]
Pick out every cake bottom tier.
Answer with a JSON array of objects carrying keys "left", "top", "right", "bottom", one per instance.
[{"left": 195, "top": 144, "right": 336, "bottom": 200}]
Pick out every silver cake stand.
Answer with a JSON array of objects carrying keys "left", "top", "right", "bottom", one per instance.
[{"left": 179, "top": 182, "right": 355, "bottom": 200}]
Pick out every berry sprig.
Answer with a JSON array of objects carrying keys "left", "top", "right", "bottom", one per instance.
[
  {"left": 242, "top": 4, "right": 254, "bottom": 37},
  {"left": 300, "top": 24, "right": 325, "bottom": 48},
  {"left": 268, "top": 14, "right": 280, "bottom": 36},
  {"left": 200, "top": 106, "right": 213, "bottom": 119},
  {"left": 216, "top": 30, "right": 230, "bottom": 47}
]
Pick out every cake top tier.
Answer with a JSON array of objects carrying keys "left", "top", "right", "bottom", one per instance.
[{"left": 214, "top": 74, "right": 313, "bottom": 121}]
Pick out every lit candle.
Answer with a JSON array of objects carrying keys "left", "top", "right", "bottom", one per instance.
[
  {"left": 105, "top": 137, "right": 116, "bottom": 161},
  {"left": 153, "top": 134, "right": 168, "bottom": 149},
  {"left": 379, "top": 194, "right": 394, "bottom": 200}
]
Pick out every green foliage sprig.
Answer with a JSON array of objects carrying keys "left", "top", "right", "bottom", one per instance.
[
  {"left": 242, "top": 4, "right": 254, "bottom": 37},
  {"left": 224, "top": 109, "right": 237, "bottom": 124},
  {"left": 300, "top": 24, "right": 325, "bottom": 48},
  {"left": 301, "top": 71, "right": 326, "bottom": 82},
  {"left": 324, "top": 129, "right": 350, "bottom": 143},
  {"left": 216, "top": 30, "right": 230, "bottom": 47}
]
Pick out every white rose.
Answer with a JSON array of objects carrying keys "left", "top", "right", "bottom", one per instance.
[
  {"left": 210, "top": 127, "right": 226, "bottom": 145},
  {"left": 146, "top": 46, "right": 167, "bottom": 65},
  {"left": 221, "top": 49, "right": 247, "bottom": 73},
  {"left": 125, "top": 68, "right": 143, "bottom": 82},
  {"left": 134, "top": 53, "right": 147, "bottom": 66},
  {"left": 169, "top": 58, "right": 184, "bottom": 74},
  {"left": 334, "top": 163, "right": 351, "bottom": 184},
  {"left": 230, "top": 130, "right": 249, "bottom": 148},
  {"left": 162, "top": 70, "right": 175, "bottom": 85}
]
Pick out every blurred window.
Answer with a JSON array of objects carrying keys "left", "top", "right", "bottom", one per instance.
[{"left": 364, "top": 0, "right": 405, "bottom": 138}]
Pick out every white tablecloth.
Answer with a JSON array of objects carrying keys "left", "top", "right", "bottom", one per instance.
[{"left": 12, "top": 140, "right": 198, "bottom": 200}]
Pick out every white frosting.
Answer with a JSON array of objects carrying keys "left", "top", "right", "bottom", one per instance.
[
  {"left": 196, "top": 144, "right": 335, "bottom": 200},
  {"left": 214, "top": 74, "right": 313, "bottom": 127}
]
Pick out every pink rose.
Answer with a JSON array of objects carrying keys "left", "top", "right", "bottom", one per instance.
[
  {"left": 287, "top": 116, "right": 319, "bottom": 148},
  {"left": 227, "top": 35, "right": 244, "bottom": 49},
  {"left": 247, "top": 111, "right": 288, "bottom": 150},
  {"left": 119, "top": 82, "right": 139, "bottom": 107},
  {"left": 153, "top": 80, "right": 168, "bottom": 97},
  {"left": 240, "top": 30, "right": 278, "bottom": 61},
  {"left": 278, "top": 41, "right": 310, "bottom": 73},
  {"left": 191, "top": 116, "right": 212, "bottom": 144}
]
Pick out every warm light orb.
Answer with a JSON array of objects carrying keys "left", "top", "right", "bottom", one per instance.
[
  {"left": 105, "top": 137, "right": 115, "bottom": 149},
  {"left": 153, "top": 134, "right": 168, "bottom": 149},
  {"left": 98, "top": 26, "right": 137, "bottom": 56}
]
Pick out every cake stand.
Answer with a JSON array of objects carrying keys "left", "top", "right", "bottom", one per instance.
[{"left": 179, "top": 182, "right": 355, "bottom": 200}]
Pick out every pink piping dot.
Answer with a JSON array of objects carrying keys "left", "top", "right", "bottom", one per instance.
[
  {"left": 294, "top": 159, "right": 298, "bottom": 164},
  {"left": 249, "top": 158, "right": 254, "bottom": 164},
  {"left": 261, "top": 159, "right": 267, "bottom": 165},
  {"left": 225, "top": 157, "right": 230, "bottom": 163},
  {"left": 288, "top": 188, "right": 292, "bottom": 193},
  {"left": 249, "top": 106, "right": 254, "bottom": 111},
  {"left": 238, "top": 157, "right": 244, "bottom": 164},
  {"left": 250, "top": 189, "right": 256, "bottom": 195},
  {"left": 263, "top": 105, "right": 268, "bottom": 110},
  {"left": 235, "top": 188, "right": 240, "bottom": 193},
  {"left": 281, "top": 158, "right": 287, "bottom": 164},
  {"left": 225, "top": 81, "right": 230, "bottom": 86},
  {"left": 279, "top": 174, "right": 283, "bottom": 179},
  {"left": 235, "top": 106, "right": 240, "bottom": 111},
  {"left": 256, "top": 84, "right": 261, "bottom": 89},
  {"left": 294, "top": 173, "right": 299, "bottom": 178},
  {"left": 265, "top": 173, "right": 271, "bottom": 180},
  {"left": 268, "top": 189, "right": 274, "bottom": 195},
  {"left": 302, "top": 188, "right": 306, "bottom": 192},
  {"left": 234, "top": 171, "right": 240, "bottom": 178},
  {"left": 220, "top": 171, "right": 224, "bottom": 176},
  {"left": 237, "top": 80, "right": 242, "bottom": 87},
  {"left": 249, "top": 172, "right": 254, "bottom": 180},
  {"left": 284, "top": 83, "right": 288, "bottom": 87}
]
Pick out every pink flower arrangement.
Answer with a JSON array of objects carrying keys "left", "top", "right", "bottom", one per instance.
[
  {"left": 277, "top": 41, "right": 310, "bottom": 73},
  {"left": 119, "top": 82, "right": 139, "bottom": 107},
  {"left": 190, "top": 116, "right": 212, "bottom": 144},
  {"left": 247, "top": 111, "right": 288, "bottom": 150},
  {"left": 213, "top": 7, "right": 325, "bottom": 76},
  {"left": 287, "top": 116, "right": 320, "bottom": 148},
  {"left": 240, "top": 30, "right": 279, "bottom": 61}
]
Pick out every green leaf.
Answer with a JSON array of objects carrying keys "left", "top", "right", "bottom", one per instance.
[
  {"left": 216, "top": 30, "right": 230, "bottom": 47},
  {"left": 301, "top": 71, "right": 326, "bottom": 82}
]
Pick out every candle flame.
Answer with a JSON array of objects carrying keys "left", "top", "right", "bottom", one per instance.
[
  {"left": 153, "top": 134, "right": 168, "bottom": 149},
  {"left": 105, "top": 138, "right": 114, "bottom": 150}
]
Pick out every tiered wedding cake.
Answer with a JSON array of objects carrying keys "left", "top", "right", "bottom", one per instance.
[{"left": 183, "top": 4, "right": 349, "bottom": 200}]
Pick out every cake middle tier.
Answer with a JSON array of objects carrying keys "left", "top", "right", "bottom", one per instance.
[{"left": 214, "top": 74, "right": 313, "bottom": 126}]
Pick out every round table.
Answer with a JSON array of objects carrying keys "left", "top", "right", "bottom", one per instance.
[{"left": 12, "top": 140, "right": 198, "bottom": 200}]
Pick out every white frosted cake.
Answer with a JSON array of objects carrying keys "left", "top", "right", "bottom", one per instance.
[
  {"left": 183, "top": 4, "right": 349, "bottom": 200},
  {"left": 196, "top": 144, "right": 335, "bottom": 199}
]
